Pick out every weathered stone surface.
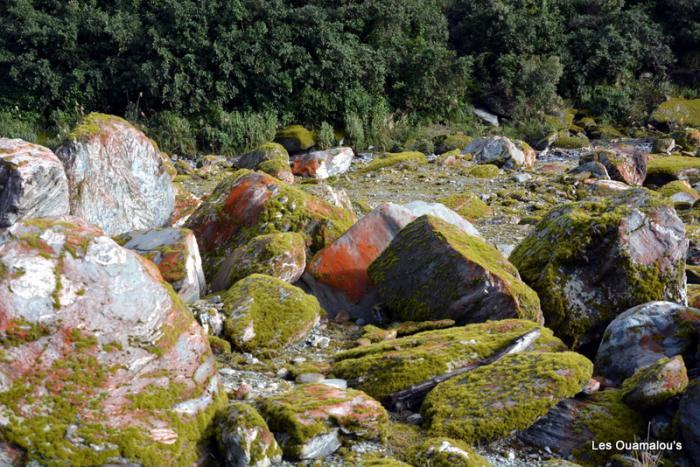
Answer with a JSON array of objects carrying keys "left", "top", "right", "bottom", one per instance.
[
  {"left": 620, "top": 355, "right": 688, "bottom": 409},
  {"left": 473, "top": 108, "right": 499, "bottom": 127},
  {"left": 217, "top": 401, "right": 282, "bottom": 467},
  {"left": 55, "top": 113, "right": 176, "bottom": 235},
  {"left": 116, "top": 227, "right": 206, "bottom": 303},
  {"left": 0, "top": 138, "right": 70, "bottom": 228},
  {"left": 401, "top": 201, "right": 481, "bottom": 237},
  {"left": 519, "top": 390, "right": 645, "bottom": 465},
  {"left": 186, "top": 170, "right": 355, "bottom": 285},
  {"left": 510, "top": 189, "right": 688, "bottom": 352},
  {"left": 0, "top": 217, "right": 224, "bottom": 466},
  {"left": 569, "top": 161, "right": 610, "bottom": 180},
  {"left": 580, "top": 147, "right": 647, "bottom": 186},
  {"left": 411, "top": 438, "right": 490, "bottom": 467},
  {"left": 594, "top": 301, "right": 700, "bottom": 384},
  {"left": 260, "top": 383, "right": 388, "bottom": 460},
  {"left": 237, "top": 143, "right": 293, "bottom": 184},
  {"left": 368, "top": 215, "right": 542, "bottom": 324},
  {"left": 334, "top": 320, "right": 567, "bottom": 403},
  {"left": 422, "top": 352, "right": 592, "bottom": 443},
  {"left": 291, "top": 147, "right": 354, "bottom": 179},
  {"left": 463, "top": 136, "right": 533, "bottom": 169},
  {"left": 221, "top": 274, "right": 321, "bottom": 353},
  {"left": 679, "top": 382, "right": 700, "bottom": 465},
  {"left": 275, "top": 125, "right": 315, "bottom": 154}
]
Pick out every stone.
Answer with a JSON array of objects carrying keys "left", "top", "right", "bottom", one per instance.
[
  {"left": 579, "top": 147, "right": 647, "bottom": 186},
  {"left": 568, "top": 161, "right": 610, "bottom": 180},
  {"left": 463, "top": 136, "right": 533, "bottom": 169},
  {"left": 651, "top": 98, "right": 700, "bottom": 128},
  {"left": 510, "top": 189, "right": 688, "bottom": 352},
  {"left": 55, "top": 113, "right": 176, "bottom": 235},
  {"left": 368, "top": 215, "right": 542, "bottom": 324},
  {"left": 186, "top": 170, "right": 355, "bottom": 284},
  {"left": 333, "top": 320, "right": 567, "bottom": 403},
  {"left": 291, "top": 147, "right": 354, "bottom": 179},
  {"left": 115, "top": 227, "right": 206, "bottom": 303},
  {"left": 411, "top": 438, "right": 490, "bottom": 467},
  {"left": 260, "top": 383, "right": 388, "bottom": 460},
  {"left": 654, "top": 138, "right": 676, "bottom": 154},
  {"left": 552, "top": 135, "right": 591, "bottom": 150},
  {"left": 237, "top": 142, "right": 293, "bottom": 184},
  {"left": 0, "top": 138, "right": 70, "bottom": 228},
  {"left": 217, "top": 402, "right": 282, "bottom": 467},
  {"left": 321, "top": 379, "right": 347, "bottom": 390},
  {"left": 594, "top": 301, "right": 700, "bottom": 384},
  {"left": 275, "top": 125, "right": 315, "bottom": 154},
  {"left": 221, "top": 274, "right": 321, "bottom": 353},
  {"left": 679, "top": 382, "right": 700, "bottom": 465},
  {"left": 296, "top": 373, "right": 325, "bottom": 384},
  {"left": 401, "top": 201, "right": 481, "bottom": 237},
  {"left": 0, "top": 217, "right": 224, "bottom": 466},
  {"left": 209, "top": 232, "right": 306, "bottom": 293},
  {"left": 620, "top": 355, "right": 688, "bottom": 410},
  {"left": 645, "top": 155, "right": 700, "bottom": 186},
  {"left": 657, "top": 180, "right": 700, "bottom": 208},
  {"left": 473, "top": 108, "right": 499, "bottom": 127}
]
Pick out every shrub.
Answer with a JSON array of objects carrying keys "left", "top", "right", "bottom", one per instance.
[
  {"left": 316, "top": 122, "right": 335, "bottom": 150},
  {"left": 148, "top": 111, "right": 197, "bottom": 156}
]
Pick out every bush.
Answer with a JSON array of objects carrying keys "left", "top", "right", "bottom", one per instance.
[
  {"left": 344, "top": 112, "right": 366, "bottom": 151},
  {"left": 316, "top": 122, "right": 335, "bottom": 150},
  {"left": 0, "top": 109, "right": 40, "bottom": 143},
  {"left": 198, "top": 107, "right": 277, "bottom": 156},
  {"left": 147, "top": 112, "right": 197, "bottom": 156}
]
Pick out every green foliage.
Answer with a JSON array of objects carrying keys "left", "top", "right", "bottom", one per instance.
[
  {"left": 316, "top": 121, "right": 335, "bottom": 150},
  {"left": 198, "top": 107, "right": 277, "bottom": 156},
  {"left": 147, "top": 112, "right": 197, "bottom": 156}
]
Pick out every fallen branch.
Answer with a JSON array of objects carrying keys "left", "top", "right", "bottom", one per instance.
[{"left": 386, "top": 328, "right": 541, "bottom": 412}]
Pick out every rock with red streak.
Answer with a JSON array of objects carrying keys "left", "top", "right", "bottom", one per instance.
[
  {"left": 291, "top": 147, "right": 354, "bottom": 179},
  {"left": 185, "top": 169, "right": 355, "bottom": 284},
  {"left": 0, "top": 216, "right": 224, "bottom": 465},
  {"left": 594, "top": 301, "right": 700, "bottom": 384},
  {"left": 579, "top": 146, "right": 647, "bottom": 185},
  {"left": 55, "top": 113, "right": 176, "bottom": 235},
  {"left": 620, "top": 355, "right": 688, "bottom": 410},
  {"left": 260, "top": 383, "right": 388, "bottom": 460},
  {"left": 116, "top": 227, "right": 206, "bottom": 303},
  {"left": 171, "top": 185, "right": 203, "bottom": 226},
  {"left": 0, "top": 138, "right": 70, "bottom": 228}
]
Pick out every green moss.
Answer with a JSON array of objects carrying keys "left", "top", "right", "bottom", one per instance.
[
  {"left": 224, "top": 232, "right": 306, "bottom": 286},
  {"left": 258, "top": 158, "right": 291, "bottom": 178},
  {"left": 410, "top": 437, "right": 490, "bottom": 467},
  {"left": 466, "top": 164, "right": 500, "bottom": 179},
  {"left": 437, "top": 133, "right": 472, "bottom": 152},
  {"left": 208, "top": 335, "right": 231, "bottom": 354},
  {"left": 438, "top": 193, "right": 492, "bottom": 220},
  {"left": 647, "top": 155, "right": 700, "bottom": 183},
  {"left": 552, "top": 135, "right": 590, "bottom": 149},
  {"left": 620, "top": 356, "right": 688, "bottom": 408},
  {"left": 545, "top": 109, "right": 576, "bottom": 131},
  {"left": 652, "top": 98, "right": 700, "bottom": 127},
  {"left": 0, "top": 318, "right": 51, "bottom": 347},
  {"left": 360, "top": 151, "right": 427, "bottom": 173},
  {"left": 333, "top": 319, "right": 567, "bottom": 402},
  {"left": 361, "top": 324, "right": 397, "bottom": 343},
  {"left": 390, "top": 319, "right": 456, "bottom": 336},
  {"left": 591, "top": 124, "right": 624, "bottom": 139},
  {"left": 657, "top": 180, "right": 699, "bottom": 199},
  {"left": 275, "top": 125, "right": 315, "bottom": 151},
  {"left": 422, "top": 351, "right": 593, "bottom": 443},
  {"left": 68, "top": 113, "right": 129, "bottom": 141}
]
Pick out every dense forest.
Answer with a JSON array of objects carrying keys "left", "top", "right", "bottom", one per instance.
[{"left": 1, "top": 0, "right": 699, "bottom": 154}]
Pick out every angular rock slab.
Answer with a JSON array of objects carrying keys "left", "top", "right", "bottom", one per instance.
[
  {"left": 0, "top": 217, "right": 224, "bottom": 465},
  {"left": 580, "top": 146, "right": 647, "bottom": 186},
  {"left": 260, "top": 383, "right": 388, "bottom": 460},
  {"left": 510, "top": 188, "right": 688, "bottom": 352},
  {"left": 463, "top": 136, "right": 534, "bottom": 169},
  {"left": 237, "top": 142, "right": 293, "bottom": 184},
  {"left": 217, "top": 401, "right": 282, "bottom": 467},
  {"left": 116, "top": 227, "right": 206, "bottom": 303},
  {"left": 0, "top": 138, "right": 70, "bottom": 228},
  {"left": 291, "top": 147, "right": 354, "bottom": 179},
  {"left": 56, "top": 113, "right": 176, "bottom": 235},
  {"left": 594, "top": 301, "right": 700, "bottom": 384},
  {"left": 368, "top": 215, "right": 542, "bottom": 324}
]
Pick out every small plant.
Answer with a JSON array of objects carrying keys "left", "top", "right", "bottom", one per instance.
[
  {"left": 344, "top": 112, "right": 366, "bottom": 151},
  {"left": 148, "top": 111, "right": 197, "bottom": 156},
  {"left": 316, "top": 121, "right": 335, "bottom": 149}
]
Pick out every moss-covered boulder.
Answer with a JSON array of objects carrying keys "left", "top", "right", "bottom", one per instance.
[
  {"left": 579, "top": 147, "right": 647, "bottom": 186},
  {"left": 553, "top": 134, "right": 591, "bottom": 149},
  {"left": 237, "top": 142, "right": 293, "bottom": 184},
  {"left": 186, "top": 170, "right": 355, "bottom": 284},
  {"left": 291, "top": 147, "right": 354, "bottom": 179},
  {"left": 209, "top": 232, "right": 306, "bottom": 292},
  {"left": 467, "top": 164, "right": 500, "bottom": 179},
  {"left": 368, "top": 215, "right": 542, "bottom": 324},
  {"left": 0, "top": 217, "right": 225, "bottom": 466},
  {"left": 333, "top": 320, "right": 567, "bottom": 403},
  {"left": 260, "top": 383, "right": 389, "bottom": 460},
  {"left": 217, "top": 401, "right": 282, "bottom": 467},
  {"left": 654, "top": 137, "right": 676, "bottom": 154},
  {"left": 657, "top": 180, "right": 700, "bottom": 207},
  {"left": 620, "top": 355, "right": 688, "bottom": 410},
  {"left": 464, "top": 136, "right": 534, "bottom": 169},
  {"left": 673, "top": 127, "right": 700, "bottom": 152},
  {"left": 646, "top": 155, "right": 700, "bottom": 186},
  {"left": 221, "top": 274, "right": 321, "bottom": 353},
  {"left": 360, "top": 151, "right": 427, "bottom": 173},
  {"left": 651, "top": 98, "right": 700, "bottom": 128},
  {"left": 410, "top": 438, "right": 490, "bottom": 467},
  {"left": 438, "top": 193, "right": 492, "bottom": 220},
  {"left": 679, "top": 382, "right": 700, "bottom": 465},
  {"left": 510, "top": 189, "right": 688, "bottom": 351},
  {"left": 422, "top": 352, "right": 592, "bottom": 443},
  {"left": 519, "top": 390, "right": 646, "bottom": 466},
  {"left": 434, "top": 133, "right": 472, "bottom": 154},
  {"left": 594, "top": 301, "right": 700, "bottom": 384},
  {"left": 275, "top": 125, "right": 315, "bottom": 154}
]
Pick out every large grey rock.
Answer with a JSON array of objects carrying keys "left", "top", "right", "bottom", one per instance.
[
  {"left": 291, "top": 147, "right": 354, "bottom": 179},
  {"left": 0, "top": 138, "right": 69, "bottom": 228},
  {"left": 463, "top": 136, "right": 534, "bottom": 169},
  {"left": 56, "top": 113, "right": 176, "bottom": 235}
]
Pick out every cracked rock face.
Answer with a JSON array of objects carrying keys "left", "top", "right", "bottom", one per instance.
[
  {"left": 0, "top": 217, "right": 223, "bottom": 465},
  {"left": 55, "top": 113, "right": 176, "bottom": 235},
  {"left": 0, "top": 138, "right": 70, "bottom": 228}
]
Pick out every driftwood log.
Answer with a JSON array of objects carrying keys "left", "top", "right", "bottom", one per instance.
[{"left": 386, "top": 328, "right": 541, "bottom": 412}]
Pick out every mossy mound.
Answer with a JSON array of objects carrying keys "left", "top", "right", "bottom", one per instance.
[
  {"left": 467, "top": 164, "right": 500, "bottom": 179},
  {"left": 657, "top": 180, "right": 698, "bottom": 198},
  {"left": 410, "top": 437, "right": 490, "bottom": 467},
  {"left": 237, "top": 142, "right": 293, "bottom": 182},
  {"left": 620, "top": 355, "right": 688, "bottom": 409},
  {"left": 435, "top": 133, "right": 473, "bottom": 153},
  {"left": 673, "top": 127, "right": 700, "bottom": 152},
  {"left": 553, "top": 135, "right": 590, "bottom": 149},
  {"left": 437, "top": 193, "right": 492, "bottom": 220},
  {"left": 333, "top": 319, "right": 567, "bottom": 402},
  {"left": 646, "top": 155, "right": 700, "bottom": 185},
  {"left": 652, "top": 98, "right": 700, "bottom": 128},
  {"left": 67, "top": 112, "right": 131, "bottom": 141},
  {"left": 360, "top": 151, "right": 427, "bottom": 173},
  {"left": 590, "top": 124, "right": 624, "bottom": 139},
  {"left": 275, "top": 125, "right": 316, "bottom": 153},
  {"left": 422, "top": 351, "right": 592, "bottom": 443},
  {"left": 221, "top": 274, "right": 321, "bottom": 353},
  {"left": 216, "top": 401, "right": 282, "bottom": 466}
]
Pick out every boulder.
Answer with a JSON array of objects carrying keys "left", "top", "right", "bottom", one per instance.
[
  {"left": 510, "top": 189, "right": 688, "bottom": 352},
  {"left": 116, "top": 227, "right": 206, "bottom": 303},
  {"left": 333, "top": 320, "right": 567, "bottom": 403},
  {"left": 651, "top": 98, "right": 700, "bottom": 128},
  {"left": 0, "top": 138, "right": 70, "bottom": 228},
  {"left": 657, "top": 180, "right": 700, "bottom": 207},
  {"left": 679, "top": 382, "right": 700, "bottom": 465},
  {"left": 291, "top": 147, "right": 354, "bottom": 179},
  {"left": 359, "top": 152, "right": 427, "bottom": 173},
  {"left": 221, "top": 274, "right": 321, "bottom": 353},
  {"left": 594, "top": 301, "right": 700, "bottom": 384},
  {"left": 368, "top": 215, "right": 542, "bottom": 324},
  {"left": 237, "top": 142, "right": 294, "bottom": 184},
  {"left": 620, "top": 355, "right": 688, "bottom": 410},
  {"left": 0, "top": 217, "right": 224, "bottom": 465},
  {"left": 401, "top": 201, "right": 481, "bottom": 236},
  {"left": 437, "top": 193, "right": 492, "bottom": 221},
  {"left": 260, "top": 383, "right": 388, "bottom": 460},
  {"left": 275, "top": 125, "right": 315, "bottom": 154},
  {"left": 210, "top": 232, "right": 306, "bottom": 293},
  {"left": 579, "top": 147, "right": 647, "bottom": 186},
  {"left": 55, "top": 113, "right": 176, "bottom": 235},
  {"left": 473, "top": 108, "right": 499, "bottom": 127},
  {"left": 654, "top": 137, "right": 676, "bottom": 154},
  {"left": 421, "top": 352, "right": 593, "bottom": 443},
  {"left": 217, "top": 401, "right": 282, "bottom": 467},
  {"left": 411, "top": 438, "right": 490, "bottom": 467},
  {"left": 186, "top": 170, "right": 355, "bottom": 284},
  {"left": 569, "top": 161, "right": 610, "bottom": 181},
  {"left": 646, "top": 155, "right": 700, "bottom": 186},
  {"left": 463, "top": 136, "right": 534, "bottom": 169}
]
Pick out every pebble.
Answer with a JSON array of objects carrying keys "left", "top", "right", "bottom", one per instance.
[
  {"left": 512, "top": 173, "right": 533, "bottom": 183},
  {"left": 406, "top": 413, "right": 423, "bottom": 425},
  {"left": 311, "top": 336, "right": 330, "bottom": 348},
  {"left": 296, "top": 372, "right": 325, "bottom": 384}
]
